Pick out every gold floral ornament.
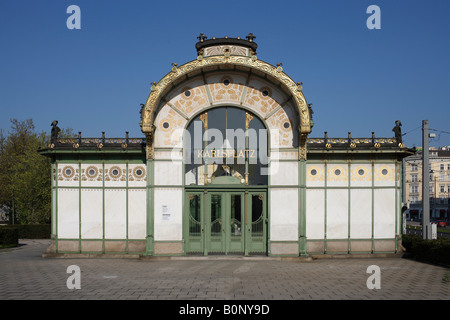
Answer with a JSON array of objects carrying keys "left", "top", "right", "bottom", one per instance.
[
  {"left": 276, "top": 63, "right": 283, "bottom": 72},
  {"left": 109, "top": 166, "right": 122, "bottom": 179},
  {"left": 140, "top": 55, "right": 312, "bottom": 137},
  {"left": 62, "top": 166, "right": 75, "bottom": 179},
  {"left": 133, "top": 166, "right": 146, "bottom": 179},
  {"left": 86, "top": 166, "right": 98, "bottom": 179}
]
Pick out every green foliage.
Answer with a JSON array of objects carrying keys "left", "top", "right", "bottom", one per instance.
[
  {"left": 402, "top": 234, "right": 450, "bottom": 266},
  {"left": 0, "top": 119, "right": 73, "bottom": 224},
  {"left": 6, "top": 224, "right": 50, "bottom": 239},
  {"left": 0, "top": 226, "right": 19, "bottom": 246}
]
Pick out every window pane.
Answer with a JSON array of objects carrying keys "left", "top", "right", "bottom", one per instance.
[
  {"left": 189, "top": 195, "right": 201, "bottom": 237},
  {"left": 231, "top": 195, "right": 242, "bottom": 238},
  {"left": 211, "top": 195, "right": 222, "bottom": 236},
  {"left": 184, "top": 107, "right": 269, "bottom": 186},
  {"left": 251, "top": 195, "right": 264, "bottom": 236}
]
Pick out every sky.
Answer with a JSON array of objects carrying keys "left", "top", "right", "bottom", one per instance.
[{"left": 1, "top": 0, "right": 449, "bottom": 148}]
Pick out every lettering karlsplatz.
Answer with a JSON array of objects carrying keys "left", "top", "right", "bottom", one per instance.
[{"left": 197, "top": 149, "right": 257, "bottom": 159}]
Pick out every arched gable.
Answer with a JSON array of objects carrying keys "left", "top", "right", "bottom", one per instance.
[{"left": 141, "top": 55, "right": 312, "bottom": 158}]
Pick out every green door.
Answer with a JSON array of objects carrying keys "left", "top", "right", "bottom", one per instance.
[
  {"left": 208, "top": 193, "right": 225, "bottom": 253},
  {"left": 184, "top": 190, "right": 266, "bottom": 255},
  {"left": 247, "top": 192, "right": 267, "bottom": 254},
  {"left": 207, "top": 192, "right": 245, "bottom": 254},
  {"left": 185, "top": 192, "right": 204, "bottom": 253}
]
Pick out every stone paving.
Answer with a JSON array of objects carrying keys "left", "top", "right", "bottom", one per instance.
[{"left": 0, "top": 240, "right": 449, "bottom": 300}]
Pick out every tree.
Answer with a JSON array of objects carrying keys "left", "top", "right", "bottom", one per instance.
[{"left": 0, "top": 119, "right": 73, "bottom": 224}]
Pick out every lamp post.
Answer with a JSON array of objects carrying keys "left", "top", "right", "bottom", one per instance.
[{"left": 422, "top": 120, "right": 431, "bottom": 239}]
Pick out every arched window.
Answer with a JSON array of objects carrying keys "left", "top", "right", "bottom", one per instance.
[{"left": 184, "top": 107, "right": 268, "bottom": 186}]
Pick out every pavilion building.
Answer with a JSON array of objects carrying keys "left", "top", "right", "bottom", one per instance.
[{"left": 39, "top": 34, "right": 413, "bottom": 257}]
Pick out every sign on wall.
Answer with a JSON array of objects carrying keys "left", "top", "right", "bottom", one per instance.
[{"left": 162, "top": 205, "right": 174, "bottom": 221}]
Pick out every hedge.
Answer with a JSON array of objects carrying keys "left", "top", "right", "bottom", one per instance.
[
  {"left": 402, "top": 234, "right": 450, "bottom": 266},
  {"left": 0, "top": 227, "right": 19, "bottom": 246},
  {"left": 0, "top": 224, "right": 50, "bottom": 239}
]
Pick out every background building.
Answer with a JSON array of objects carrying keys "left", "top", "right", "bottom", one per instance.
[{"left": 404, "top": 147, "right": 450, "bottom": 220}]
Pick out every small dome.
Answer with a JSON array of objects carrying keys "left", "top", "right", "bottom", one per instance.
[{"left": 195, "top": 33, "right": 258, "bottom": 57}]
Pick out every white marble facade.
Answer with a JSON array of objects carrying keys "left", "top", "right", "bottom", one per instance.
[
  {"left": 305, "top": 162, "right": 400, "bottom": 253},
  {"left": 55, "top": 163, "right": 147, "bottom": 243}
]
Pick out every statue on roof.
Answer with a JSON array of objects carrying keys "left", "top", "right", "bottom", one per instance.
[
  {"left": 50, "top": 120, "right": 61, "bottom": 144},
  {"left": 392, "top": 120, "right": 402, "bottom": 143}
]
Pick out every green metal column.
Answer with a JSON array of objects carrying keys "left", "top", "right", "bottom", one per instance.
[
  {"left": 55, "top": 160, "right": 59, "bottom": 253},
  {"left": 102, "top": 162, "right": 105, "bottom": 253},
  {"left": 299, "top": 159, "right": 308, "bottom": 256},
  {"left": 395, "top": 160, "right": 399, "bottom": 253},
  {"left": 245, "top": 190, "right": 249, "bottom": 256},
  {"left": 146, "top": 158, "right": 154, "bottom": 256},
  {"left": 324, "top": 160, "right": 328, "bottom": 254},
  {"left": 203, "top": 189, "right": 208, "bottom": 256},
  {"left": 126, "top": 161, "right": 129, "bottom": 253},
  {"left": 371, "top": 160, "right": 375, "bottom": 253},
  {"left": 78, "top": 161, "right": 81, "bottom": 253},
  {"left": 347, "top": 160, "right": 351, "bottom": 254}
]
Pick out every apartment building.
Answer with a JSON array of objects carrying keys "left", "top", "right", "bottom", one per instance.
[{"left": 404, "top": 147, "right": 450, "bottom": 220}]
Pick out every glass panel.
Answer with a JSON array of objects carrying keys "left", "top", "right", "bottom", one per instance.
[
  {"left": 207, "top": 108, "right": 227, "bottom": 148},
  {"left": 184, "top": 107, "right": 268, "bottom": 185},
  {"left": 248, "top": 118, "right": 268, "bottom": 186},
  {"left": 185, "top": 118, "right": 205, "bottom": 185},
  {"left": 210, "top": 195, "right": 222, "bottom": 237},
  {"left": 189, "top": 195, "right": 201, "bottom": 237},
  {"left": 230, "top": 195, "right": 242, "bottom": 238},
  {"left": 251, "top": 195, "right": 264, "bottom": 237}
]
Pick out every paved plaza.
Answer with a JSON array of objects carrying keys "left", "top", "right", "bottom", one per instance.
[{"left": 0, "top": 240, "right": 448, "bottom": 301}]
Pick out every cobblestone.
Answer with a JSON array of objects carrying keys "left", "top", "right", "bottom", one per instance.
[{"left": 0, "top": 240, "right": 448, "bottom": 300}]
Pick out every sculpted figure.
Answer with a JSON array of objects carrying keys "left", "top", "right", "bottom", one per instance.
[
  {"left": 392, "top": 120, "right": 402, "bottom": 143},
  {"left": 51, "top": 120, "right": 61, "bottom": 144}
]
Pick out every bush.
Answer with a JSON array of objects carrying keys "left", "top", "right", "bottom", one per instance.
[
  {"left": 0, "top": 224, "right": 50, "bottom": 239},
  {"left": 0, "top": 227, "right": 19, "bottom": 246},
  {"left": 15, "top": 224, "right": 51, "bottom": 239},
  {"left": 402, "top": 234, "right": 450, "bottom": 266}
]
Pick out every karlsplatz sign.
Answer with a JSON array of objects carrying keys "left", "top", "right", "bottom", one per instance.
[{"left": 196, "top": 149, "right": 257, "bottom": 159}]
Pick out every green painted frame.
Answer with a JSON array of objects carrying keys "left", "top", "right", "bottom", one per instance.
[
  {"left": 50, "top": 151, "right": 147, "bottom": 255},
  {"left": 304, "top": 157, "right": 403, "bottom": 255}
]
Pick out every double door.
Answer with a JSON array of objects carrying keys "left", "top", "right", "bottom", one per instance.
[{"left": 185, "top": 190, "right": 266, "bottom": 255}]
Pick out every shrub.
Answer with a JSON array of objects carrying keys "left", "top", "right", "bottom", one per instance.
[
  {"left": 402, "top": 234, "right": 450, "bottom": 266},
  {"left": 0, "top": 227, "right": 19, "bottom": 246},
  {"left": 15, "top": 224, "right": 51, "bottom": 239},
  {"left": 0, "top": 224, "right": 50, "bottom": 240}
]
